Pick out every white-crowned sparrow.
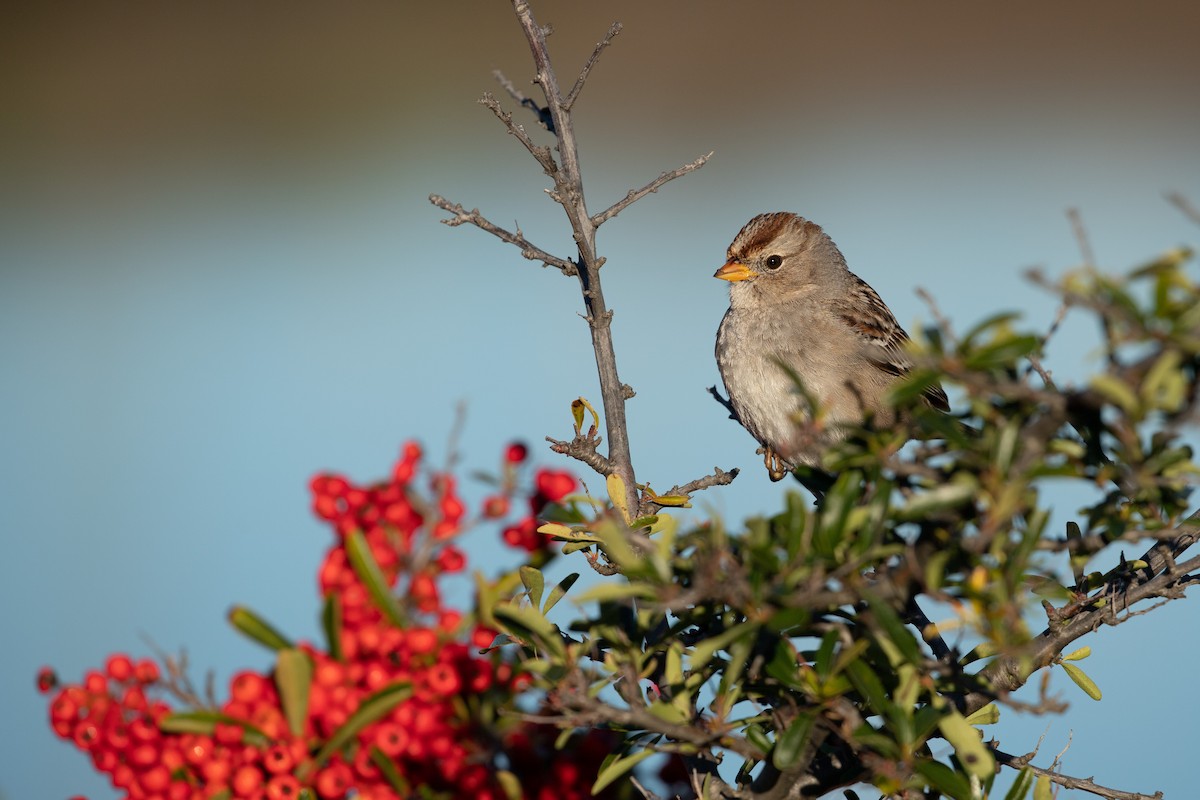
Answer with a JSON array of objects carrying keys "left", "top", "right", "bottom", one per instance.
[{"left": 715, "top": 212, "right": 948, "bottom": 480}]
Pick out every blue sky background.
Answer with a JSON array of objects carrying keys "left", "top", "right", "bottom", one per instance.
[{"left": 2, "top": 2, "right": 1199, "bottom": 797}]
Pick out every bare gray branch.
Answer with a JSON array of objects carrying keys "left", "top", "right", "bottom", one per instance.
[
  {"left": 591, "top": 151, "right": 714, "bottom": 228},
  {"left": 429, "top": 195, "right": 576, "bottom": 274},
  {"left": 564, "top": 22, "right": 622, "bottom": 110}
]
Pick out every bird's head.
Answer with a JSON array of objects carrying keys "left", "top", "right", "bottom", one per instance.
[{"left": 714, "top": 212, "right": 847, "bottom": 302}]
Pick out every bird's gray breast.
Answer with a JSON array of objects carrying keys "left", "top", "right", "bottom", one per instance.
[{"left": 716, "top": 304, "right": 823, "bottom": 463}]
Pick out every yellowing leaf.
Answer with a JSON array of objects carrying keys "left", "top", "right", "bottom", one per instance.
[
  {"left": 936, "top": 704, "right": 995, "bottom": 779},
  {"left": 1062, "top": 646, "right": 1091, "bottom": 662},
  {"left": 1061, "top": 662, "right": 1102, "bottom": 700},
  {"left": 607, "top": 473, "right": 631, "bottom": 524}
]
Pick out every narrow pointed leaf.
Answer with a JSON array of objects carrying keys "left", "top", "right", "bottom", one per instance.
[
  {"left": 607, "top": 473, "right": 631, "bottom": 524},
  {"left": 771, "top": 713, "right": 816, "bottom": 769},
  {"left": 275, "top": 648, "right": 312, "bottom": 737},
  {"left": 496, "top": 770, "right": 523, "bottom": 800},
  {"left": 227, "top": 606, "right": 293, "bottom": 652},
  {"left": 1061, "top": 662, "right": 1102, "bottom": 700},
  {"left": 1062, "top": 646, "right": 1091, "bottom": 662},
  {"left": 963, "top": 703, "right": 1000, "bottom": 726},
  {"left": 321, "top": 592, "right": 344, "bottom": 662},
  {"left": 493, "top": 603, "right": 565, "bottom": 659},
  {"left": 574, "top": 582, "right": 657, "bottom": 603},
  {"left": 1034, "top": 775, "right": 1054, "bottom": 800},
  {"left": 542, "top": 572, "right": 579, "bottom": 614},
  {"left": 936, "top": 706, "right": 995, "bottom": 779},
  {"left": 1004, "top": 767, "right": 1035, "bottom": 800},
  {"left": 345, "top": 528, "right": 407, "bottom": 628},
  {"left": 159, "top": 711, "right": 269, "bottom": 747},
  {"left": 519, "top": 566, "right": 545, "bottom": 610},
  {"left": 313, "top": 681, "right": 412, "bottom": 765},
  {"left": 591, "top": 749, "right": 654, "bottom": 795},
  {"left": 370, "top": 745, "right": 411, "bottom": 795},
  {"left": 689, "top": 622, "right": 758, "bottom": 672}
]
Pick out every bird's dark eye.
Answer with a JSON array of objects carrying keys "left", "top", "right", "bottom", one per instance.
[{"left": 764, "top": 255, "right": 783, "bottom": 270}]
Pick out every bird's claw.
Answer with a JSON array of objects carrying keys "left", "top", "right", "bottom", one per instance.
[{"left": 763, "top": 447, "right": 790, "bottom": 482}]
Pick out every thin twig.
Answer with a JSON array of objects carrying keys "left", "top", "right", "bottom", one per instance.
[
  {"left": 479, "top": 92, "right": 558, "bottom": 174},
  {"left": 546, "top": 433, "right": 613, "bottom": 475},
  {"left": 491, "top": 69, "right": 555, "bottom": 132},
  {"left": 1165, "top": 191, "right": 1200, "bottom": 226},
  {"left": 564, "top": 22, "right": 622, "bottom": 110},
  {"left": 1067, "top": 207, "right": 1097, "bottom": 266},
  {"left": 429, "top": 195, "right": 577, "bottom": 274},
  {"left": 995, "top": 749, "right": 1164, "bottom": 800},
  {"left": 915, "top": 287, "right": 957, "bottom": 343},
  {"left": 708, "top": 384, "right": 738, "bottom": 420},
  {"left": 591, "top": 151, "right": 714, "bottom": 227}
]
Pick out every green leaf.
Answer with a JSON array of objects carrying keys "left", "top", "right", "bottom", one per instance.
[
  {"left": 519, "top": 566, "right": 545, "bottom": 610},
  {"left": 844, "top": 658, "right": 888, "bottom": 714},
  {"left": 159, "top": 711, "right": 269, "bottom": 747},
  {"left": 895, "top": 474, "right": 978, "bottom": 521},
  {"left": 961, "top": 311, "right": 1023, "bottom": 348},
  {"left": 646, "top": 699, "right": 689, "bottom": 725},
  {"left": 345, "top": 528, "right": 407, "bottom": 628},
  {"left": 1034, "top": 774, "right": 1054, "bottom": 800},
  {"left": 914, "top": 758, "right": 973, "bottom": 800},
  {"left": 1060, "top": 662, "right": 1102, "bottom": 700},
  {"left": 936, "top": 705, "right": 995, "bottom": 779},
  {"left": 493, "top": 603, "right": 565, "bottom": 659},
  {"left": 1062, "top": 646, "right": 1091, "bottom": 662},
  {"left": 771, "top": 713, "right": 816, "bottom": 769},
  {"left": 814, "top": 630, "right": 838, "bottom": 678},
  {"left": 607, "top": 473, "right": 632, "bottom": 524},
  {"left": 865, "top": 594, "right": 923, "bottom": 666},
  {"left": 369, "top": 745, "right": 411, "bottom": 795},
  {"left": 321, "top": 592, "right": 344, "bottom": 662},
  {"left": 1005, "top": 767, "right": 1035, "bottom": 800},
  {"left": 542, "top": 572, "right": 579, "bottom": 614},
  {"left": 963, "top": 703, "right": 1000, "bottom": 726},
  {"left": 275, "top": 648, "right": 312, "bottom": 737},
  {"left": 574, "top": 582, "right": 657, "bottom": 604},
  {"left": 1089, "top": 374, "right": 1141, "bottom": 415},
  {"left": 744, "top": 723, "right": 772, "bottom": 755},
  {"left": 591, "top": 748, "right": 654, "bottom": 795},
  {"left": 1141, "top": 349, "right": 1185, "bottom": 411},
  {"left": 689, "top": 622, "right": 758, "bottom": 672},
  {"left": 313, "top": 682, "right": 412, "bottom": 765},
  {"left": 227, "top": 606, "right": 293, "bottom": 652},
  {"left": 495, "top": 769, "right": 522, "bottom": 800}
]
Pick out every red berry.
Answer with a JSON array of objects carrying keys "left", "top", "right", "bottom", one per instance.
[
  {"left": 535, "top": 469, "right": 576, "bottom": 503},
  {"left": 134, "top": 658, "right": 161, "bottom": 684},
  {"left": 232, "top": 764, "right": 264, "bottom": 796},
  {"left": 265, "top": 773, "right": 302, "bottom": 800},
  {"left": 435, "top": 546, "right": 466, "bottom": 573},
  {"left": 263, "top": 743, "right": 295, "bottom": 774},
  {"left": 482, "top": 495, "right": 510, "bottom": 519},
  {"left": 372, "top": 722, "right": 410, "bottom": 757},
  {"left": 505, "top": 442, "right": 528, "bottom": 463},
  {"left": 314, "top": 761, "right": 352, "bottom": 799},
  {"left": 471, "top": 626, "right": 497, "bottom": 650},
  {"left": 105, "top": 654, "right": 135, "bottom": 682},
  {"left": 36, "top": 667, "right": 58, "bottom": 694}
]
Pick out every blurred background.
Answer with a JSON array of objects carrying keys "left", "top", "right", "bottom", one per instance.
[{"left": 3, "top": 1, "right": 1198, "bottom": 797}]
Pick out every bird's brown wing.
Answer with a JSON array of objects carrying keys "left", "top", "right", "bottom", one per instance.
[{"left": 831, "top": 273, "right": 950, "bottom": 411}]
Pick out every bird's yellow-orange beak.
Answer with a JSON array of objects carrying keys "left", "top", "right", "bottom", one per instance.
[{"left": 714, "top": 261, "right": 755, "bottom": 282}]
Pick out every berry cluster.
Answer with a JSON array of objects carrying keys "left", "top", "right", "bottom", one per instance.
[
  {"left": 490, "top": 444, "right": 577, "bottom": 554},
  {"left": 41, "top": 441, "right": 626, "bottom": 800}
]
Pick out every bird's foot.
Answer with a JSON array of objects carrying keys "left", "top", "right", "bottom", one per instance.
[{"left": 763, "top": 447, "right": 790, "bottom": 482}]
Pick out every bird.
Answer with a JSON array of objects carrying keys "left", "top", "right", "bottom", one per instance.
[{"left": 714, "top": 212, "right": 948, "bottom": 481}]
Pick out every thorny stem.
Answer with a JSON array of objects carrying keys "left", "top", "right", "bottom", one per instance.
[{"left": 507, "top": 0, "right": 639, "bottom": 511}]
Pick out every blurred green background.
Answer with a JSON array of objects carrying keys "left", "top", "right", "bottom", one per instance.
[{"left": 3, "top": 2, "right": 1198, "bottom": 797}]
